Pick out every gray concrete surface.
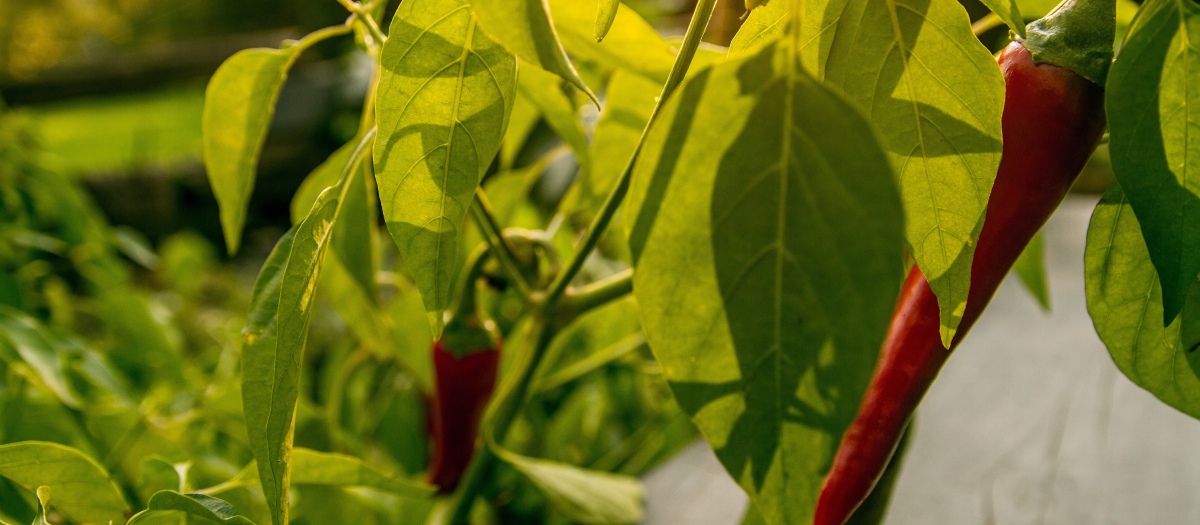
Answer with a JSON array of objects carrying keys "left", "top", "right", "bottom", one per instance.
[{"left": 641, "top": 195, "right": 1200, "bottom": 525}]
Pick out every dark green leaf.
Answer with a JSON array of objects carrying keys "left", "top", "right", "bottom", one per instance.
[
  {"left": 0, "top": 442, "right": 129, "bottom": 524},
  {"left": 374, "top": 0, "right": 518, "bottom": 337},
  {"left": 203, "top": 26, "right": 347, "bottom": 255},
  {"left": 1086, "top": 183, "right": 1200, "bottom": 419},
  {"left": 626, "top": 41, "right": 905, "bottom": 525},
  {"left": 1105, "top": 0, "right": 1200, "bottom": 324},
  {"left": 127, "top": 491, "right": 256, "bottom": 525},
  {"left": 471, "top": 0, "right": 598, "bottom": 104},
  {"left": 1012, "top": 229, "right": 1051, "bottom": 311},
  {"left": 494, "top": 447, "right": 644, "bottom": 524}
]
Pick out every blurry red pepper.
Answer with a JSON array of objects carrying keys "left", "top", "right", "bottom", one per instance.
[
  {"left": 815, "top": 1, "right": 1114, "bottom": 523},
  {"left": 427, "top": 244, "right": 503, "bottom": 493}
]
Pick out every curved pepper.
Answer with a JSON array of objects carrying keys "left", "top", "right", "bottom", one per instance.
[
  {"left": 427, "top": 337, "right": 501, "bottom": 492},
  {"left": 814, "top": 30, "right": 1110, "bottom": 525}
]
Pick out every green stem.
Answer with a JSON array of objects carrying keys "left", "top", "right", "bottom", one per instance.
[
  {"left": 560, "top": 268, "right": 632, "bottom": 320},
  {"left": 469, "top": 191, "right": 533, "bottom": 300},
  {"left": 336, "top": 0, "right": 388, "bottom": 44},
  {"left": 540, "top": 0, "right": 719, "bottom": 311}
]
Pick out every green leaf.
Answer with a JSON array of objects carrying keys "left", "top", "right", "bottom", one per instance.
[
  {"left": 1105, "top": 0, "right": 1200, "bottom": 324},
  {"left": 0, "top": 308, "right": 80, "bottom": 408},
  {"left": 242, "top": 136, "right": 370, "bottom": 525},
  {"left": 548, "top": 0, "right": 677, "bottom": 84},
  {"left": 1012, "top": 229, "right": 1051, "bottom": 311},
  {"left": 494, "top": 448, "right": 644, "bottom": 524},
  {"left": 127, "top": 491, "right": 256, "bottom": 525},
  {"left": 374, "top": 0, "right": 518, "bottom": 338},
  {"left": 561, "top": 69, "right": 658, "bottom": 217},
  {"left": 203, "top": 26, "right": 347, "bottom": 255},
  {"left": 1086, "top": 183, "right": 1200, "bottom": 419},
  {"left": 979, "top": 0, "right": 1026, "bottom": 38},
  {"left": 230, "top": 448, "right": 436, "bottom": 499},
  {"left": 289, "top": 448, "right": 435, "bottom": 498},
  {"left": 625, "top": 41, "right": 905, "bottom": 525},
  {"left": 821, "top": 0, "right": 1006, "bottom": 347},
  {"left": 728, "top": 0, "right": 789, "bottom": 58},
  {"left": 471, "top": 0, "right": 598, "bottom": 104},
  {"left": 517, "top": 65, "right": 591, "bottom": 177},
  {"left": 0, "top": 442, "right": 129, "bottom": 524},
  {"left": 594, "top": 0, "right": 620, "bottom": 41}
]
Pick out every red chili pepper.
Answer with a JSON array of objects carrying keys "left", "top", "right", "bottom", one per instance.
[
  {"left": 427, "top": 337, "right": 501, "bottom": 492},
  {"left": 814, "top": 2, "right": 1113, "bottom": 520}
]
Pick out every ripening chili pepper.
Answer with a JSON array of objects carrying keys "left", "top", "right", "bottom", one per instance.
[
  {"left": 427, "top": 244, "right": 503, "bottom": 493},
  {"left": 814, "top": 1, "right": 1114, "bottom": 523}
]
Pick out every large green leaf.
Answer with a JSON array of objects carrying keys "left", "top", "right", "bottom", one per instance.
[
  {"left": 471, "top": 0, "right": 597, "bottom": 103},
  {"left": 127, "top": 491, "right": 256, "bottom": 525},
  {"left": 373, "top": 0, "right": 517, "bottom": 337},
  {"left": 1106, "top": 0, "right": 1200, "bottom": 325},
  {"left": 0, "top": 442, "right": 129, "bottom": 524},
  {"left": 203, "top": 26, "right": 346, "bottom": 254},
  {"left": 1086, "top": 184, "right": 1200, "bottom": 419},
  {"left": 242, "top": 136, "right": 370, "bottom": 525},
  {"left": 548, "top": 0, "right": 677, "bottom": 84},
  {"left": 822, "top": 0, "right": 1005, "bottom": 346},
  {"left": 494, "top": 448, "right": 644, "bottom": 524},
  {"left": 625, "top": 40, "right": 905, "bottom": 525}
]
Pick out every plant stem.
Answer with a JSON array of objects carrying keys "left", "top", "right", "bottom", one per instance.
[
  {"left": 560, "top": 268, "right": 632, "bottom": 320},
  {"left": 469, "top": 189, "right": 533, "bottom": 300},
  {"left": 336, "top": 0, "right": 388, "bottom": 44},
  {"left": 539, "top": 0, "right": 719, "bottom": 312}
]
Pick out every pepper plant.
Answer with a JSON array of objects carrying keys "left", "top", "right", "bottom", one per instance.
[{"left": 2, "top": 0, "right": 1200, "bottom": 522}]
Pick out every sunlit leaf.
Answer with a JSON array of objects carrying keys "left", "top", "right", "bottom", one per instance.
[
  {"left": 821, "top": 0, "right": 1005, "bottom": 346},
  {"left": 548, "top": 0, "right": 677, "bottom": 84},
  {"left": 1105, "top": 0, "right": 1200, "bottom": 324},
  {"left": 626, "top": 40, "right": 904, "bottom": 525},
  {"left": 0, "top": 308, "right": 80, "bottom": 407},
  {"left": 980, "top": 0, "right": 1026, "bottom": 37},
  {"left": 471, "top": 0, "right": 597, "bottom": 103},
  {"left": 203, "top": 26, "right": 346, "bottom": 254},
  {"left": 0, "top": 442, "right": 129, "bottom": 524},
  {"left": 374, "top": 0, "right": 517, "bottom": 337},
  {"left": 127, "top": 491, "right": 256, "bottom": 525},
  {"left": 242, "top": 136, "right": 370, "bottom": 525},
  {"left": 1086, "top": 184, "right": 1200, "bottom": 419},
  {"left": 595, "top": 0, "right": 621, "bottom": 41}
]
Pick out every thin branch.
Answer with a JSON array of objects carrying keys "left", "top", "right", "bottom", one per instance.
[
  {"left": 540, "top": 0, "right": 719, "bottom": 311},
  {"left": 469, "top": 189, "right": 533, "bottom": 299}
]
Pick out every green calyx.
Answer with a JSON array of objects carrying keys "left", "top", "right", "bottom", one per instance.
[
  {"left": 441, "top": 243, "right": 501, "bottom": 358},
  {"left": 1017, "top": 0, "right": 1116, "bottom": 86}
]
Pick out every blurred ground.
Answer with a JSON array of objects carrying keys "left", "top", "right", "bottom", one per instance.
[{"left": 641, "top": 195, "right": 1200, "bottom": 525}]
